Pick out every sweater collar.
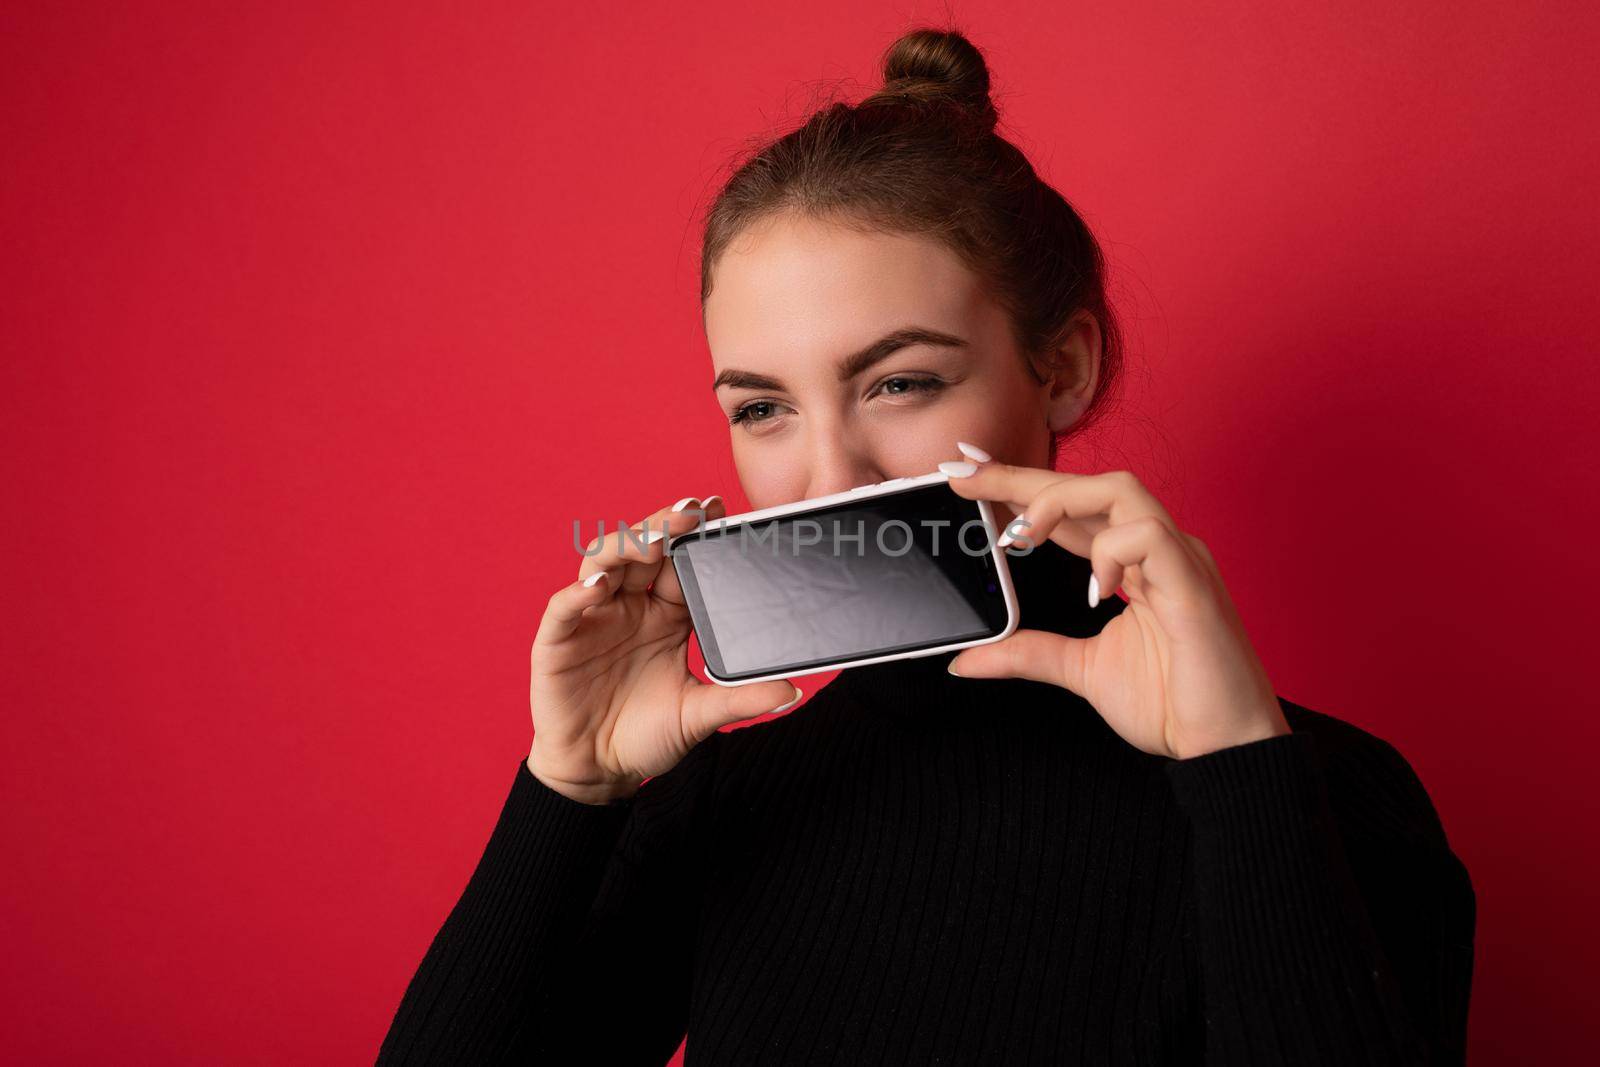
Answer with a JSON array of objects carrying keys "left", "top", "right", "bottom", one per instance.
[{"left": 825, "top": 538, "right": 1123, "bottom": 721}]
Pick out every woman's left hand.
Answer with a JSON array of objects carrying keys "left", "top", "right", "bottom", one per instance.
[{"left": 940, "top": 450, "right": 1290, "bottom": 760}]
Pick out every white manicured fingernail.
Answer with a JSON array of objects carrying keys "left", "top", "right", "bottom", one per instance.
[
  {"left": 997, "top": 516, "right": 1030, "bottom": 548},
  {"left": 939, "top": 460, "right": 977, "bottom": 478},
  {"left": 583, "top": 570, "right": 608, "bottom": 588},
  {"left": 768, "top": 684, "right": 803, "bottom": 713},
  {"left": 702, "top": 494, "right": 723, "bottom": 509},
  {"left": 1088, "top": 572, "right": 1100, "bottom": 608},
  {"left": 644, "top": 528, "right": 666, "bottom": 545},
  {"left": 671, "top": 496, "right": 699, "bottom": 512},
  {"left": 956, "top": 441, "right": 992, "bottom": 463}
]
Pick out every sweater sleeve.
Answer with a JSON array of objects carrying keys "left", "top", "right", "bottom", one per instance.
[
  {"left": 376, "top": 730, "right": 725, "bottom": 1065},
  {"left": 1163, "top": 703, "right": 1475, "bottom": 1065}
]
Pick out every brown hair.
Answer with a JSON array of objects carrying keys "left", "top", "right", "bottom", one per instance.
[{"left": 699, "top": 27, "right": 1124, "bottom": 464}]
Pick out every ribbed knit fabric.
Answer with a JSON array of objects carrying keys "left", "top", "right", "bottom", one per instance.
[{"left": 376, "top": 540, "right": 1475, "bottom": 1065}]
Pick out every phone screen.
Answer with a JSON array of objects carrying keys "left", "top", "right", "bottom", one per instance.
[{"left": 669, "top": 482, "right": 1012, "bottom": 682}]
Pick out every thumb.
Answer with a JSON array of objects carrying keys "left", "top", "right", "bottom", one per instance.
[
  {"left": 682, "top": 677, "right": 804, "bottom": 739},
  {"left": 947, "top": 628, "right": 1091, "bottom": 700}
]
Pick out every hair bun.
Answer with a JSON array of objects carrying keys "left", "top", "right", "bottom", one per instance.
[{"left": 873, "top": 28, "right": 996, "bottom": 128}]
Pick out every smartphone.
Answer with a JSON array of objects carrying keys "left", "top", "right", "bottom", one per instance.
[{"left": 667, "top": 470, "right": 1019, "bottom": 686}]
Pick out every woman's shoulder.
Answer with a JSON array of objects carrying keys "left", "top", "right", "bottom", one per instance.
[
  {"left": 1275, "top": 696, "right": 1476, "bottom": 951},
  {"left": 1276, "top": 695, "right": 1452, "bottom": 846}
]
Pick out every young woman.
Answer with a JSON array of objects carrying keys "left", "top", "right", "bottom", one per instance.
[{"left": 377, "top": 28, "right": 1474, "bottom": 1065}]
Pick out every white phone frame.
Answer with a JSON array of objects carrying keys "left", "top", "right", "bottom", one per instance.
[{"left": 667, "top": 469, "right": 1020, "bottom": 687}]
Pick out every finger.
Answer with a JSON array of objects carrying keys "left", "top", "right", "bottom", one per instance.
[
  {"left": 944, "top": 463, "right": 1177, "bottom": 531},
  {"left": 948, "top": 465, "right": 1179, "bottom": 562},
  {"left": 950, "top": 440, "right": 1024, "bottom": 537},
  {"left": 996, "top": 476, "right": 1148, "bottom": 557},
  {"left": 534, "top": 570, "right": 614, "bottom": 647},
  {"left": 938, "top": 458, "right": 1102, "bottom": 556},
  {"left": 946, "top": 627, "right": 1092, "bottom": 700},
  {"left": 1182, "top": 530, "right": 1223, "bottom": 585},
  {"left": 1088, "top": 515, "right": 1210, "bottom": 611},
  {"left": 681, "top": 675, "right": 804, "bottom": 739},
  {"left": 939, "top": 458, "right": 1074, "bottom": 519},
  {"left": 651, "top": 494, "right": 726, "bottom": 605},
  {"left": 619, "top": 497, "right": 712, "bottom": 594},
  {"left": 577, "top": 495, "right": 711, "bottom": 594}
]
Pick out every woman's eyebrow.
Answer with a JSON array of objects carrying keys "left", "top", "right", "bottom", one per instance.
[{"left": 711, "top": 326, "right": 970, "bottom": 392}]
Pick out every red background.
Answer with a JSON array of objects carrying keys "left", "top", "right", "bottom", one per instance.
[{"left": 3, "top": 3, "right": 1596, "bottom": 1062}]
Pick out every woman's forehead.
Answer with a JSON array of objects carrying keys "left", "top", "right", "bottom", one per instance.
[{"left": 705, "top": 218, "right": 988, "bottom": 366}]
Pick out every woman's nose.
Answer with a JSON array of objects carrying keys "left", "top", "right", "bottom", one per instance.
[
  {"left": 803, "top": 428, "right": 886, "bottom": 499},
  {"left": 807, "top": 468, "right": 887, "bottom": 499},
  {"left": 809, "top": 479, "right": 869, "bottom": 499}
]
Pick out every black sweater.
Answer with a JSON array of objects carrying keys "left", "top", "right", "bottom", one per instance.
[{"left": 376, "top": 540, "right": 1476, "bottom": 1065}]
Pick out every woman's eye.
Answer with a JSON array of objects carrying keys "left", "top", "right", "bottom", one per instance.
[
  {"left": 729, "top": 399, "right": 787, "bottom": 427},
  {"left": 876, "top": 376, "right": 945, "bottom": 398},
  {"left": 729, "top": 378, "right": 945, "bottom": 430}
]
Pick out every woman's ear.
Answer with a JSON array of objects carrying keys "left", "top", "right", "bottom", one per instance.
[{"left": 1042, "top": 310, "right": 1102, "bottom": 432}]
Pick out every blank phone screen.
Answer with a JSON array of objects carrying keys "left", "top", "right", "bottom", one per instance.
[{"left": 669, "top": 482, "right": 1011, "bottom": 681}]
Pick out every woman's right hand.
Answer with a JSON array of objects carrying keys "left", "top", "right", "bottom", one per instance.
[{"left": 527, "top": 494, "right": 803, "bottom": 805}]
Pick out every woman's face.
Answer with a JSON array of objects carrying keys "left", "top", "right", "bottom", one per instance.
[{"left": 703, "top": 211, "right": 1099, "bottom": 525}]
